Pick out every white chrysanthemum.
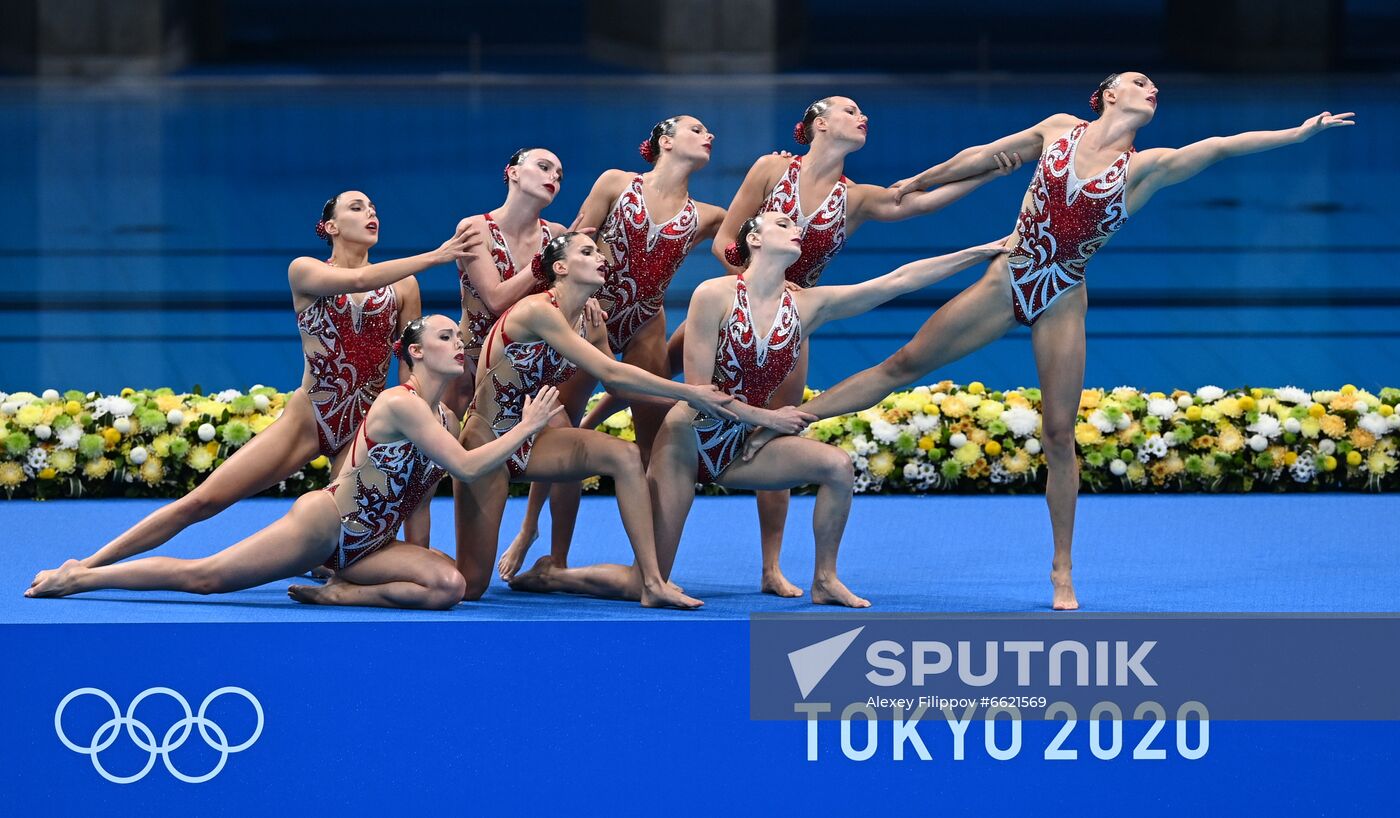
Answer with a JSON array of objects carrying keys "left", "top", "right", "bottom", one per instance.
[
  {"left": 1388, "top": 415, "right": 1400, "bottom": 431},
  {"left": 911, "top": 413, "right": 940, "bottom": 433},
  {"left": 197, "top": 422, "right": 216, "bottom": 442},
  {"left": 1176, "top": 394, "right": 1193, "bottom": 408},
  {"left": 903, "top": 462, "right": 920, "bottom": 481},
  {"left": 113, "top": 417, "right": 132, "bottom": 434},
  {"left": 1147, "top": 435, "right": 1169, "bottom": 456},
  {"left": 1312, "top": 390, "right": 1339, "bottom": 404},
  {"left": 1248, "top": 434, "right": 1268, "bottom": 452},
  {"left": 166, "top": 409, "right": 184, "bottom": 426},
  {"left": 1196, "top": 385, "right": 1225, "bottom": 402},
  {"left": 1283, "top": 417, "right": 1302, "bottom": 434},
  {"left": 0, "top": 401, "right": 17, "bottom": 415},
  {"left": 1146, "top": 398, "right": 1177, "bottom": 420},
  {"left": 57, "top": 424, "right": 83, "bottom": 449},
  {"left": 0, "top": 391, "right": 8, "bottom": 403},
  {"left": 962, "top": 393, "right": 983, "bottom": 410},
  {"left": 129, "top": 446, "right": 148, "bottom": 465},
  {"left": 92, "top": 396, "right": 133, "bottom": 419},
  {"left": 216, "top": 389, "right": 243, "bottom": 402},
  {"left": 34, "top": 424, "right": 52, "bottom": 441},
  {"left": 1088, "top": 410, "right": 1116, "bottom": 434},
  {"left": 9, "top": 391, "right": 39, "bottom": 405},
  {"left": 930, "top": 392, "right": 947, "bottom": 405},
  {"left": 1000, "top": 406, "right": 1040, "bottom": 438},
  {"left": 852, "top": 473, "right": 875, "bottom": 494},
  {"left": 253, "top": 394, "right": 270, "bottom": 411},
  {"left": 1358, "top": 413, "right": 1388, "bottom": 436},
  {"left": 869, "top": 419, "right": 900, "bottom": 444},
  {"left": 910, "top": 385, "right": 931, "bottom": 397},
  {"left": 1290, "top": 452, "right": 1316, "bottom": 483},
  {"left": 1318, "top": 439, "right": 1337, "bottom": 455},
  {"left": 1247, "top": 414, "right": 1283, "bottom": 440},
  {"left": 948, "top": 432, "right": 968, "bottom": 449},
  {"left": 1025, "top": 438, "right": 1042, "bottom": 455},
  {"left": 1109, "top": 459, "right": 1128, "bottom": 476},
  {"left": 26, "top": 448, "right": 48, "bottom": 470},
  {"left": 42, "top": 389, "right": 60, "bottom": 401},
  {"left": 1111, "top": 385, "right": 1139, "bottom": 399},
  {"left": 1274, "top": 386, "right": 1311, "bottom": 405}
]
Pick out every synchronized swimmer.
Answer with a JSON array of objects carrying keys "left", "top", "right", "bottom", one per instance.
[{"left": 25, "top": 72, "right": 1355, "bottom": 611}]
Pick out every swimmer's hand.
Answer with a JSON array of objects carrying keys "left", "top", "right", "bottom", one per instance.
[{"left": 521, "top": 386, "right": 565, "bottom": 434}]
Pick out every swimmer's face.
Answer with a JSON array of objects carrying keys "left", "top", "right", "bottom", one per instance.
[
  {"left": 325, "top": 191, "right": 379, "bottom": 247},
  {"left": 414, "top": 315, "right": 466, "bottom": 377},
  {"left": 556, "top": 234, "right": 606, "bottom": 288},
  {"left": 750, "top": 211, "right": 802, "bottom": 261},
  {"left": 815, "top": 97, "right": 868, "bottom": 146},
  {"left": 1104, "top": 72, "right": 1158, "bottom": 121},
  {"left": 508, "top": 149, "right": 563, "bottom": 203},
  {"left": 663, "top": 116, "right": 715, "bottom": 166}
]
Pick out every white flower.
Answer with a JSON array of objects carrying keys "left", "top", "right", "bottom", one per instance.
[
  {"left": 198, "top": 423, "right": 216, "bottom": 442},
  {"left": 1147, "top": 435, "right": 1168, "bottom": 457},
  {"left": 1111, "top": 386, "right": 1139, "bottom": 399},
  {"left": 215, "top": 389, "right": 242, "bottom": 402},
  {"left": 9, "top": 391, "right": 39, "bottom": 405},
  {"left": 911, "top": 413, "right": 940, "bottom": 433},
  {"left": 93, "top": 396, "right": 135, "bottom": 419},
  {"left": 253, "top": 394, "right": 270, "bottom": 411},
  {"left": 1115, "top": 413, "right": 1132, "bottom": 431},
  {"left": 26, "top": 448, "right": 48, "bottom": 470},
  {"left": 869, "top": 419, "right": 900, "bottom": 444},
  {"left": 34, "top": 424, "right": 52, "bottom": 441},
  {"left": 911, "top": 385, "right": 930, "bottom": 397},
  {"left": 962, "top": 394, "right": 983, "bottom": 410},
  {"left": 1247, "top": 414, "right": 1283, "bottom": 440},
  {"left": 1176, "top": 394, "right": 1193, "bottom": 408},
  {"left": 1162, "top": 431, "right": 1176, "bottom": 446},
  {"left": 42, "top": 389, "right": 60, "bottom": 401},
  {"left": 1196, "top": 385, "right": 1225, "bottom": 402},
  {"left": 129, "top": 446, "right": 148, "bottom": 465},
  {"left": 1000, "top": 406, "right": 1040, "bottom": 438},
  {"left": 930, "top": 392, "right": 947, "bottom": 405},
  {"left": 1274, "top": 386, "right": 1311, "bottom": 405},
  {"left": 1283, "top": 418, "right": 1302, "bottom": 434},
  {"left": 903, "top": 463, "right": 920, "bottom": 481},
  {"left": 989, "top": 462, "right": 1011, "bottom": 484},
  {"left": 0, "top": 391, "right": 7, "bottom": 403},
  {"left": 852, "top": 473, "right": 875, "bottom": 494},
  {"left": 1388, "top": 415, "right": 1400, "bottom": 431},
  {"left": 57, "top": 424, "right": 83, "bottom": 449},
  {"left": 166, "top": 409, "right": 185, "bottom": 426},
  {"left": 1025, "top": 438, "right": 1042, "bottom": 455},
  {"left": 1358, "top": 413, "right": 1388, "bottom": 436},
  {"left": 1318, "top": 439, "right": 1336, "bottom": 455},
  {"left": 1147, "top": 398, "right": 1177, "bottom": 420},
  {"left": 113, "top": 417, "right": 132, "bottom": 434},
  {"left": 1110, "top": 459, "right": 1128, "bottom": 476},
  {"left": 0, "top": 401, "right": 17, "bottom": 415},
  {"left": 1248, "top": 434, "right": 1268, "bottom": 452},
  {"left": 1312, "top": 390, "right": 1339, "bottom": 404},
  {"left": 1088, "top": 410, "right": 1115, "bottom": 434},
  {"left": 948, "top": 432, "right": 968, "bottom": 449}
]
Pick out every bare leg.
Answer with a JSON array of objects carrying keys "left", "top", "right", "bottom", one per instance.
[
  {"left": 288, "top": 540, "right": 466, "bottom": 610},
  {"left": 1030, "top": 287, "right": 1088, "bottom": 611},
  {"left": 80, "top": 390, "right": 324, "bottom": 568},
  {"left": 454, "top": 416, "right": 512, "bottom": 600},
  {"left": 28, "top": 493, "right": 340, "bottom": 598},
  {"left": 577, "top": 317, "right": 686, "bottom": 430},
  {"left": 745, "top": 262, "right": 1019, "bottom": 458},
  {"left": 756, "top": 344, "right": 809, "bottom": 598}
]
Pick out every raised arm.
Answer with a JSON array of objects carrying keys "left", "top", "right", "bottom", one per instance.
[
  {"left": 894, "top": 114, "right": 1080, "bottom": 201},
  {"left": 802, "top": 239, "right": 1011, "bottom": 333},
  {"left": 853, "top": 158, "right": 1021, "bottom": 226},
  {"left": 394, "top": 387, "right": 563, "bottom": 483},
  {"left": 570, "top": 170, "right": 631, "bottom": 234},
  {"left": 711, "top": 155, "right": 788, "bottom": 275},
  {"left": 1128, "top": 111, "right": 1355, "bottom": 210},
  {"left": 290, "top": 223, "right": 481, "bottom": 298},
  {"left": 455, "top": 219, "right": 546, "bottom": 315},
  {"left": 694, "top": 201, "right": 727, "bottom": 242}
]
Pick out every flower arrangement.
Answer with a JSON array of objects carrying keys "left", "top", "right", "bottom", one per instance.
[
  {"left": 0, "top": 387, "right": 332, "bottom": 500},
  {"left": 3, "top": 383, "right": 1395, "bottom": 499}
]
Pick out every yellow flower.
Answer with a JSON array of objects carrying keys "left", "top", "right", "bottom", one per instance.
[
  {"left": 1149, "top": 461, "right": 1170, "bottom": 485},
  {"left": 42, "top": 404, "right": 64, "bottom": 425},
  {"left": 917, "top": 436, "right": 935, "bottom": 452},
  {"left": 186, "top": 447, "right": 215, "bottom": 472},
  {"left": 1218, "top": 426, "right": 1244, "bottom": 454},
  {"left": 150, "top": 433, "right": 175, "bottom": 457},
  {"left": 1308, "top": 403, "right": 1327, "bottom": 418},
  {"left": 14, "top": 404, "right": 43, "bottom": 428},
  {"left": 83, "top": 457, "right": 115, "bottom": 479},
  {"left": 1200, "top": 407, "right": 1222, "bottom": 423},
  {"left": 0, "top": 461, "right": 24, "bottom": 487},
  {"left": 581, "top": 475, "right": 601, "bottom": 490},
  {"left": 1250, "top": 388, "right": 1265, "bottom": 399},
  {"left": 1340, "top": 383, "right": 1357, "bottom": 395},
  {"left": 1346, "top": 450, "right": 1363, "bottom": 467},
  {"left": 967, "top": 381, "right": 986, "bottom": 395},
  {"left": 1126, "top": 461, "right": 1147, "bottom": 484},
  {"left": 604, "top": 410, "right": 632, "bottom": 430},
  {"left": 1298, "top": 417, "right": 1321, "bottom": 439},
  {"left": 1284, "top": 451, "right": 1299, "bottom": 466},
  {"left": 922, "top": 403, "right": 939, "bottom": 416},
  {"left": 1350, "top": 428, "right": 1377, "bottom": 451},
  {"left": 1117, "top": 422, "right": 1141, "bottom": 444},
  {"left": 1367, "top": 450, "right": 1397, "bottom": 476},
  {"left": 1192, "top": 435, "right": 1217, "bottom": 450},
  {"left": 139, "top": 457, "right": 166, "bottom": 485},
  {"left": 1201, "top": 457, "right": 1222, "bottom": 478},
  {"left": 953, "top": 442, "right": 982, "bottom": 464},
  {"left": 969, "top": 428, "right": 988, "bottom": 445},
  {"left": 803, "top": 387, "right": 817, "bottom": 402},
  {"left": 975, "top": 400, "right": 1004, "bottom": 424},
  {"left": 249, "top": 414, "right": 276, "bottom": 434},
  {"left": 984, "top": 440, "right": 1003, "bottom": 457},
  {"left": 1074, "top": 423, "right": 1103, "bottom": 446},
  {"left": 1380, "top": 404, "right": 1394, "bottom": 418},
  {"left": 939, "top": 395, "right": 969, "bottom": 418},
  {"left": 120, "top": 387, "right": 135, "bottom": 397},
  {"left": 1149, "top": 391, "right": 1166, "bottom": 401},
  {"left": 1329, "top": 393, "right": 1358, "bottom": 413},
  {"left": 1216, "top": 397, "right": 1242, "bottom": 418},
  {"left": 50, "top": 449, "right": 77, "bottom": 473},
  {"left": 1185, "top": 405, "right": 1203, "bottom": 422},
  {"left": 1163, "top": 454, "right": 1185, "bottom": 475},
  {"left": 155, "top": 394, "right": 184, "bottom": 413},
  {"left": 1318, "top": 414, "right": 1347, "bottom": 438},
  {"left": 619, "top": 428, "right": 637, "bottom": 442},
  {"left": 868, "top": 451, "right": 896, "bottom": 478},
  {"left": 102, "top": 428, "right": 122, "bottom": 449},
  {"left": 65, "top": 400, "right": 83, "bottom": 415},
  {"left": 38, "top": 466, "right": 56, "bottom": 479},
  {"left": 1004, "top": 393, "right": 1031, "bottom": 409},
  {"left": 1237, "top": 395, "right": 1256, "bottom": 412},
  {"left": 965, "top": 460, "right": 990, "bottom": 479},
  {"left": 1003, "top": 451, "right": 1031, "bottom": 474},
  {"left": 1079, "top": 390, "right": 1102, "bottom": 410},
  {"left": 205, "top": 441, "right": 220, "bottom": 455},
  {"left": 1321, "top": 455, "right": 1338, "bottom": 472},
  {"left": 309, "top": 455, "right": 330, "bottom": 469}
]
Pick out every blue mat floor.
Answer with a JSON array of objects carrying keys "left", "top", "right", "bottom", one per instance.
[{"left": 5, "top": 494, "right": 1397, "bottom": 622}]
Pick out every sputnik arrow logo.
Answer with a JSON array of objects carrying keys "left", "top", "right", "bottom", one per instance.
[{"left": 787, "top": 626, "right": 864, "bottom": 699}]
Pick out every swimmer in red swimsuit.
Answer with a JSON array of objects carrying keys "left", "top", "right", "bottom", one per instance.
[
  {"left": 747, "top": 73, "right": 1355, "bottom": 610},
  {"left": 500, "top": 116, "right": 729, "bottom": 582},
  {"left": 72, "top": 191, "right": 481, "bottom": 571},
  {"left": 28, "top": 315, "right": 561, "bottom": 608},
  {"left": 509, "top": 212, "right": 1006, "bottom": 607},
  {"left": 455, "top": 232, "right": 756, "bottom": 609}
]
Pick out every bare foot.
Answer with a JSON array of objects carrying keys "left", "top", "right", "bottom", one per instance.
[
  {"left": 309, "top": 565, "right": 335, "bottom": 581},
  {"left": 288, "top": 576, "right": 348, "bottom": 605},
  {"left": 1051, "top": 569, "right": 1079, "bottom": 611},
  {"left": 742, "top": 427, "right": 780, "bottom": 462},
  {"left": 641, "top": 582, "right": 703, "bottom": 610},
  {"left": 761, "top": 569, "right": 804, "bottom": 598},
  {"left": 508, "top": 556, "right": 556, "bottom": 593},
  {"left": 668, "top": 580, "right": 685, "bottom": 594},
  {"left": 25, "top": 559, "right": 85, "bottom": 598},
  {"left": 498, "top": 526, "right": 539, "bottom": 582},
  {"left": 811, "top": 576, "right": 871, "bottom": 608}
]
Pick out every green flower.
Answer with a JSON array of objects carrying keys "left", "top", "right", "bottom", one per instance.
[
  {"left": 1084, "top": 451, "right": 1106, "bottom": 467},
  {"left": 1288, "top": 405, "right": 1310, "bottom": 420},
  {"left": 1120, "top": 448, "right": 1134, "bottom": 461},
  {"left": 1022, "top": 388, "right": 1042, "bottom": 403},
  {"left": 63, "top": 390, "right": 86, "bottom": 403},
  {"left": 4, "top": 431, "right": 30, "bottom": 454},
  {"left": 1142, "top": 416, "right": 1161, "bottom": 432},
  {"left": 1254, "top": 452, "right": 1274, "bottom": 469},
  {"left": 1283, "top": 432, "right": 1297, "bottom": 444},
  {"left": 1130, "top": 432, "right": 1147, "bottom": 447},
  {"left": 940, "top": 460, "right": 964, "bottom": 480},
  {"left": 138, "top": 408, "right": 167, "bottom": 434},
  {"left": 51, "top": 413, "right": 75, "bottom": 430},
  {"left": 1172, "top": 424, "right": 1193, "bottom": 441},
  {"left": 221, "top": 421, "right": 252, "bottom": 447},
  {"left": 1125, "top": 396, "right": 1147, "bottom": 414},
  {"left": 987, "top": 419, "right": 1008, "bottom": 436},
  {"left": 229, "top": 395, "right": 256, "bottom": 415},
  {"left": 1379, "top": 387, "right": 1400, "bottom": 404},
  {"left": 78, "top": 433, "right": 105, "bottom": 459},
  {"left": 168, "top": 438, "right": 190, "bottom": 457},
  {"left": 250, "top": 386, "right": 278, "bottom": 397},
  {"left": 893, "top": 432, "right": 918, "bottom": 455},
  {"left": 1184, "top": 455, "right": 1204, "bottom": 474},
  {"left": 153, "top": 387, "right": 174, "bottom": 396}
]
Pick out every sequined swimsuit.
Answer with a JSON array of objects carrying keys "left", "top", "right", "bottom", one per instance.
[
  {"left": 693, "top": 276, "right": 803, "bottom": 484},
  {"left": 759, "top": 156, "right": 848, "bottom": 288},
  {"left": 469, "top": 292, "right": 585, "bottom": 478},
  {"left": 595, "top": 174, "right": 698, "bottom": 351},
  {"left": 1008, "top": 121, "right": 1133, "bottom": 326},
  {"left": 460, "top": 214, "right": 553, "bottom": 362},
  {"left": 321, "top": 384, "right": 450, "bottom": 569},
  {"left": 295, "top": 283, "right": 400, "bottom": 457}
]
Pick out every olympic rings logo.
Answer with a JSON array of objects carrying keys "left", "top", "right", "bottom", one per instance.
[{"left": 54, "top": 687, "right": 263, "bottom": 784}]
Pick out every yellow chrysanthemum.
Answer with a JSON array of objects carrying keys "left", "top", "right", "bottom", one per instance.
[
  {"left": 939, "top": 395, "right": 968, "bottom": 418},
  {"left": 1346, "top": 450, "right": 1363, "bottom": 467},
  {"left": 138, "top": 457, "right": 166, "bottom": 485},
  {"left": 1284, "top": 451, "right": 1299, "bottom": 466},
  {"left": 1350, "top": 428, "right": 1376, "bottom": 451},
  {"left": 1004, "top": 393, "right": 1031, "bottom": 409},
  {"left": 1185, "top": 405, "right": 1203, "bottom": 422},
  {"left": 581, "top": 475, "right": 601, "bottom": 490},
  {"left": 1236, "top": 395, "right": 1256, "bottom": 412},
  {"left": 309, "top": 455, "right": 330, "bottom": 469},
  {"left": 249, "top": 414, "right": 276, "bottom": 434},
  {"left": 1117, "top": 422, "right": 1142, "bottom": 444},
  {"left": 1367, "top": 450, "right": 1396, "bottom": 476},
  {"left": 1340, "top": 384, "right": 1357, "bottom": 395},
  {"left": 802, "top": 387, "right": 817, "bottom": 402},
  {"left": 1149, "top": 461, "right": 1170, "bottom": 485},
  {"left": 38, "top": 467, "right": 57, "bottom": 479},
  {"left": 618, "top": 428, "right": 636, "bottom": 442},
  {"left": 969, "top": 428, "right": 988, "bottom": 446},
  {"left": 1218, "top": 426, "right": 1244, "bottom": 454},
  {"left": 84, "top": 457, "right": 115, "bottom": 479},
  {"left": 1318, "top": 414, "right": 1347, "bottom": 438},
  {"left": 1308, "top": 403, "right": 1327, "bottom": 418},
  {"left": 186, "top": 447, "right": 215, "bottom": 472},
  {"left": 1201, "top": 457, "right": 1222, "bottom": 478},
  {"left": 1079, "top": 390, "right": 1102, "bottom": 410},
  {"left": 965, "top": 460, "right": 990, "bottom": 479},
  {"left": 1216, "top": 397, "right": 1243, "bottom": 418},
  {"left": 1126, "top": 461, "right": 1147, "bottom": 484},
  {"left": 975, "top": 400, "right": 1004, "bottom": 423},
  {"left": 1321, "top": 455, "right": 1338, "bottom": 472},
  {"left": 155, "top": 394, "right": 184, "bottom": 413},
  {"left": 894, "top": 394, "right": 924, "bottom": 414},
  {"left": 65, "top": 400, "right": 83, "bottom": 416},
  {"left": 1329, "top": 394, "right": 1359, "bottom": 413},
  {"left": 917, "top": 436, "right": 935, "bottom": 452},
  {"left": 1162, "top": 454, "right": 1185, "bottom": 475},
  {"left": 868, "top": 451, "right": 896, "bottom": 478},
  {"left": 14, "top": 404, "right": 43, "bottom": 428},
  {"left": 1298, "top": 417, "right": 1321, "bottom": 439},
  {"left": 984, "top": 440, "right": 1003, "bottom": 457},
  {"left": 967, "top": 381, "right": 986, "bottom": 395},
  {"left": 150, "top": 433, "right": 175, "bottom": 457},
  {"left": 1003, "top": 450, "right": 1031, "bottom": 474},
  {"left": 1074, "top": 423, "right": 1103, "bottom": 446},
  {"left": 0, "top": 461, "right": 25, "bottom": 487},
  {"left": 1193, "top": 435, "right": 1217, "bottom": 450},
  {"left": 102, "top": 428, "right": 122, "bottom": 449},
  {"left": 50, "top": 449, "right": 77, "bottom": 474},
  {"left": 1380, "top": 404, "right": 1394, "bottom": 418},
  {"left": 953, "top": 442, "right": 982, "bottom": 465},
  {"left": 42, "top": 404, "right": 64, "bottom": 425},
  {"left": 1201, "top": 407, "right": 1222, "bottom": 423}
]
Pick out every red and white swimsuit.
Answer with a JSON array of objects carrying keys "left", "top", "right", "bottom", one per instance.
[
  {"left": 759, "top": 156, "right": 848, "bottom": 288},
  {"left": 595, "top": 174, "right": 698, "bottom": 351},
  {"left": 321, "top": 384, "right": 449, "bottom": 570},
  {"left": 295, "top": 284, "right": 400, "bottom": 457},
  {"left": 470, "top": 293, "right": 584, "bottom": 478},
  {"left": 460, "top": 214, "right": 553, "bottom": 361},
  {"left": 1008, "top": 121, "right": 1133, "bottom": 326},
  {"left": 694, "top": 276, "right": 803, "bottom": 484}
]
